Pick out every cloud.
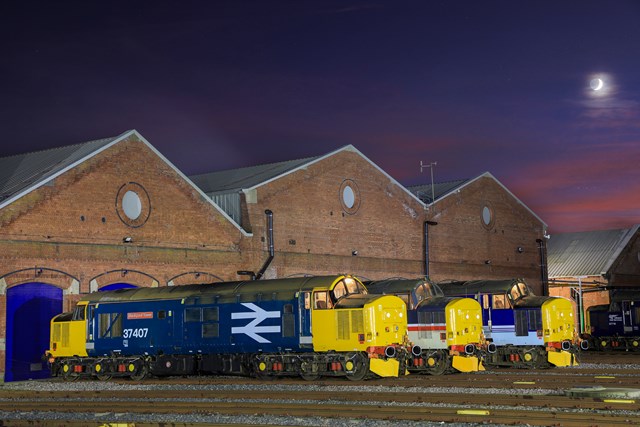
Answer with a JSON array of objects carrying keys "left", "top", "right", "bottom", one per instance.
[{"left": 508, "top": 140, "right": 640, "bottom": 232}]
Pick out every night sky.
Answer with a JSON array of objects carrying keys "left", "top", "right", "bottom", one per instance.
[{"left": 2, "top": 1, "right": 639, "bottom": 233}]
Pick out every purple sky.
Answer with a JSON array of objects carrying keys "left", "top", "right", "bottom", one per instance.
[{"left": 2, "top": 1, "right": 639, "bottom": 233}]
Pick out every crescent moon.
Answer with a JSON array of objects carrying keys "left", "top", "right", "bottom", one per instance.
[{"left": 590, "top": 78, "right": 603, "bottom": 91}]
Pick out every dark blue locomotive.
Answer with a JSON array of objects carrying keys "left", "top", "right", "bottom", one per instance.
[
  {"left": 46, "top": 275, "right": 410, "bottom": 380},
  {"left": 585, "top": 289, "right": 640, "bottom": 351}
]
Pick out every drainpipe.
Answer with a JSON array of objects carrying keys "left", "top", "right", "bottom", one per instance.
[
  {"left": 536, "top": 238, "right": 549, "bottom": 295},
  {"left": 254, "top": 210, "right": 274, "bottom": 280},
  {"left": 424, "top": 221, "right": 438, "bottom": 278}
]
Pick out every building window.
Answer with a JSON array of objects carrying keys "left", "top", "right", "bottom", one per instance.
[
  {"left": 481, "top": 203, "right": 495, "bottom": 230},
  {"left": 115, "top": 182, "right": 151, "bottom": 228},
  {"left": 122, "top": 191, "right": 142, "bottom": 220},
  {"left": 339, "top": 179, "right": 361, "bottom": 215}
]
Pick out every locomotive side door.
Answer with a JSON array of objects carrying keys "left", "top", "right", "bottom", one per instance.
[
  {"left": 623, "top": 301, "right": 633, "bottom": 333},
  {"left": 298, "top": 292, "right": 313, "bottom": 347},
  {"left": 86, "top": 304, "right": 96, "bottom": 353}
]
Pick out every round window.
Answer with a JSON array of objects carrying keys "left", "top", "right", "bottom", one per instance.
[
  {"left": 481, "top": 204, "right": 495, "bottom": 229},
  {"left": 339, "top": 179, "right": 360, "bottom": 215},
  {"left": 116, "top": 182, "right": 151, "bottom": 228},
  {"left": 122, "top": 191, "right": 142, "bottom": 220},
  {"left": 342, "top": 185, "right": 355, "bottom": 209}
]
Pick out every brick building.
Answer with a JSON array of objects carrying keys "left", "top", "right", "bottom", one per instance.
[
  {"left": 0, "top": 130, "right": 548, "bottom": 381},
  {"left": 547, "top": 226, "right": 640, "bottom": 333},
  {"left": 408, "top": 174, "right": 549, "bottom": 295}
]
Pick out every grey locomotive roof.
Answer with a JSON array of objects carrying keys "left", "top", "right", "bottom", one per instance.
[
  {"left": 81, "top": 275, "right": 355, "bottom": 303},
  {"left": 0, "top": 135, "right": 120, "bottom": 205},
  {"left": 547, "top": 226, "right": 640, "bottom": 278},
  {"left": 189, "top": 156, "right": 319, "bottom": 196},
  {"left": 437, "top": 278, "right": 527, "bottom": 295},
  {"left": 366, "top": 278, "right": 444, "bottom": 297}
]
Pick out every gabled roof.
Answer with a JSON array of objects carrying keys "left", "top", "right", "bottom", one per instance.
[
  {"left": 0, "top": 135, "right": 120, "bottom": 205},
  {"left": 0, "top": 130, "right": 249, "bottom": 235},
  {"left": 408, "top": 179, "right": 470, "bottom": 204},
  {"left": 547, "top": 226, "right": 640, "bottom": 278},
  {"left": 190, "top": 156, "right": 318, "bottom": 195},
  {"left": 407, "top": 172, "right": 546, "bottom": 227},
  {"left": 189, "top": 145, "right": 425, "bottom": 206}
]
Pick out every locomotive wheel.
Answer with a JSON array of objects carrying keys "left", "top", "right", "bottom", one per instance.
[
  {"left": 128, "top": 361, "right": 149, "bottom": 381},
  {"left": 61, "top": 363, "right": 79, "bottom": 382},
  {"left": 300, "top": 361, "right": 320, "bottom": 381},
  {"left": 533, "top": 348, "right": 551, "bottom": 369},
  {"left": 345, "top": 352, "right": 369, "bottom": 381},
  {"left": 253, "top": 358, "right": 275, "bottom": 380},
  {"left": 300, "top": 372, "right": 321, "bottom": 381},
  {"left": 93, "top": 362, "right": 112, "bottom": 381},
  {"left": 427, "top": 350, "right": 450, "bottom": 375}
]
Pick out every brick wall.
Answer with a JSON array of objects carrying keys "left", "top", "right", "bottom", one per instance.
[
  {"left": 426, "top": 176, "right": 547, "bottom": 294},
  {"left": 240, "top": 149, "right": 427, "bottom": 280}
]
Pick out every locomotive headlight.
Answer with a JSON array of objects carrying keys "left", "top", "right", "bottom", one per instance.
[
  {"left": 465, "top": 314, "right": 469, "bottom": 319},
  {"left": 386, "top": 312, "right": 391, "bottom": 318}
]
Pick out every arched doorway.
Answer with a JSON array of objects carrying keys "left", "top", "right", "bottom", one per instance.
[
  {"left": 99, "top": 282, "right": 137, "bottom": 291},
  {"left": 5, "top": 283, "right": 62, "bottom": 382}
]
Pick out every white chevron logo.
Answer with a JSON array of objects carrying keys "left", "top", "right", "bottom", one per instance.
[{"left": 231, "top": 303, "right": 281, "bottom": 343}]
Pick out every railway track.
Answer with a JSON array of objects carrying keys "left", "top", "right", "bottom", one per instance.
[{"left": 1, "top": 352, "right": 639, "bottom": 427}]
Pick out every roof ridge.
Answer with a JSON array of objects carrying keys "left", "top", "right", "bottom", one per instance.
[
  {"left": 0, "top": 136, "right": 120, "bottom": 160},
  {"left": 408, "top": 178, "right": 469, "bottom": 188},
  {"left": 189, "top": 153, "right": 319, "bottom": 178}
]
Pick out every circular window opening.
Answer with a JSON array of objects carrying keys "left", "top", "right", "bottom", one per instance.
[
  {"left": 122, "top": 191, "right": 142, "bottom": 220},
  {"left": 481, "top": 204, "right": 495, "bottom": 229},
  {"left": 339, "top": 179, "right": 361, "bottom": 215},
  {"left": 115, "top": 182, "right": 151, "bottom": 228},
  {"left": 343, "top": 185, "right": 355, "bottom": 209}
]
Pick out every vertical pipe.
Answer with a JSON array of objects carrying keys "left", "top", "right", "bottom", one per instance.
[
  {"left": 255, "top": 210, "right": 274, "bottom": 280},
  {"left": 424, "top": 221, "right": 438, "bottom": 278},
  {"left": 536, "top": 238, "right": 549, "bottom": 295}
]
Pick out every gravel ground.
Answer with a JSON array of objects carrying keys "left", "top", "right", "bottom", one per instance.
[
  {"left": 3, "top": 366, "right": 640, "bottom": 427},
  {"left": 0, "top": 379, "right": 554, "bottom": 426}
]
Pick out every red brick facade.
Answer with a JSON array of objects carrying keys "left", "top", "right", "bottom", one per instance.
[{"left": 425, "top": 176, "right": 547, "bottom": 293}]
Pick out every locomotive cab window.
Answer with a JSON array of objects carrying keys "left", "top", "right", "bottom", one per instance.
[
  {"left": 509, "top": 282, "right": 530, "bottom": 302},
  {"left": 331, "top": 277, "right": 367, "bottom": 303},
  {"left": 493, "top": 295, "right": 509, "bottom": 309},
  {"left": 314, "top": 291, "right": 332, "bottom": 309},
  {"left": 72, "top": 305, "right": 86, "bottom": 321},
  {"left": 482, "top": 295, "right": 490, "bottom": 310},
  {"left": 397, "top": 293, "right": 410, "bottom": 309}
]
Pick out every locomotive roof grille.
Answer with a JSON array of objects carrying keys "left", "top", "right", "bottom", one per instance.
[{"left": 82, "top": 275, "right": 364, "bottom": 304}]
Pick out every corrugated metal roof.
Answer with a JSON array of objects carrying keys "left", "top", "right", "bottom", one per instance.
[
  {"left": 407, "top": 179, "right": 470, "bottom": 204},
  {"left": 0, "top": 136, "right": 120, "bottom": 204},
  {"left": 547, "top": 226, "right": 640, "bottom": 278},
  {"left": 189, "top": 156, "right": 318, "bottom": 196}
]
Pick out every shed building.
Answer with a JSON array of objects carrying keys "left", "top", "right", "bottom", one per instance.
[{"left": 547, "top": 226, "right": 640, "bottom": 333}]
